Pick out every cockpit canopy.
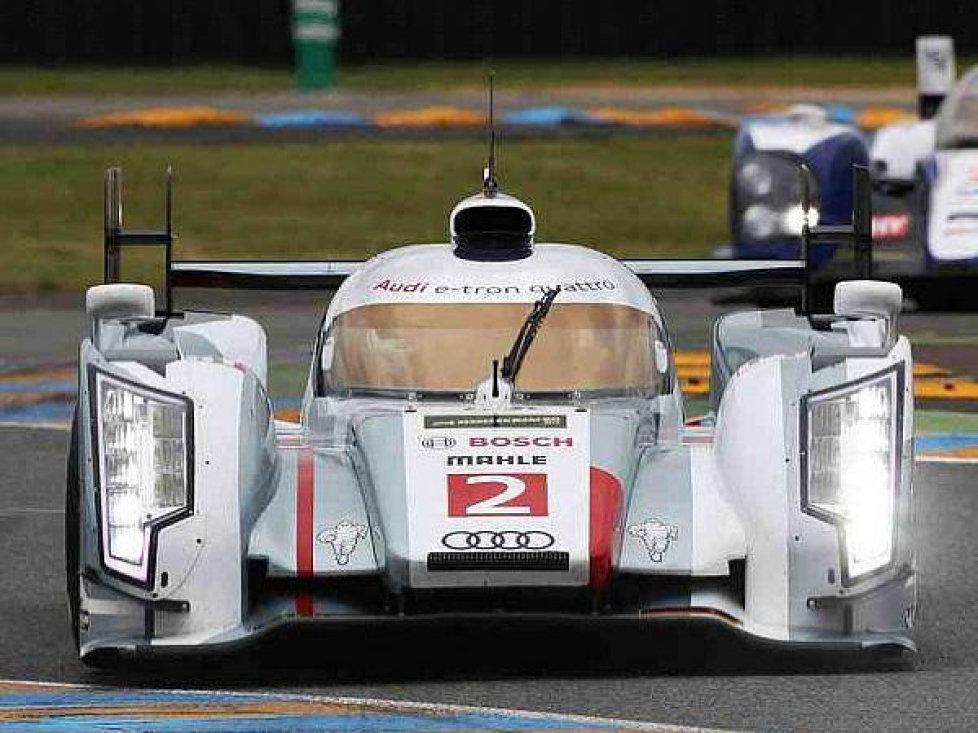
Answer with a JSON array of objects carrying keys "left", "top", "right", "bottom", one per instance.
[
  {"left": 936, "top": 66, "right": 978, "bottom": 149},
  {"left": 319, "top": 301, "right": 666, "bottom": 397}
]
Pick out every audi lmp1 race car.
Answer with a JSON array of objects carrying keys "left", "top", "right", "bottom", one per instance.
[{"left": 67, "top": 156, "right": 917, "bottom": 666}]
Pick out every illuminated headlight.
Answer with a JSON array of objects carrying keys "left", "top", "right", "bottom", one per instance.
[
  {"left": 94, "top": 370, "right": 193, "bottom": 585},
  {"left": 802, "top": 367, "right": 903, "bottom": 585},
  {"left": 783, "top": 204, "right": 819, "bottom": 235}
]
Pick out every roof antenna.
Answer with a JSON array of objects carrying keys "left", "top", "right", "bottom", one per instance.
[{"left": 482, "top": 70, "right": 499, "bottom": 198}]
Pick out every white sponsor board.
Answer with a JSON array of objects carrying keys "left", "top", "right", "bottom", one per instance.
[
  {"left": 403, "top": 408, "right": 590, "bottom": 588},
  {"left": 917, "top": 36, "right": 956, "bottom": 96}
]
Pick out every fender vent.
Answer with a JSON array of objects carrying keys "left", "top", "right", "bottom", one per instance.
[{"left": 427, "top": 551, "right": 569, "bottom": 572}]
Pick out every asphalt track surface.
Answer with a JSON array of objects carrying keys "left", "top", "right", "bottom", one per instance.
[{"left": 1, "top": 293, "right": 977, "bottom": 732}]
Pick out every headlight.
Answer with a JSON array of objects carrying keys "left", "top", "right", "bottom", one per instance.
[
  {"left": 737, "top": 160, "right": 774, "bottom": 197},
  {"left": 732, "top": 152, "right": 820, "bottom": 243},
  {"left": 742, "top": 204, "right": 780, "bottom": 239},
  {"left": 94, "top": 370, "right": 193, "bottom": 586},
  {"left": 783, "top": 204, "right": 819, "bottom": 235},
  {"left": 802, "top": 366, "right": 903, "bottom": 585}
]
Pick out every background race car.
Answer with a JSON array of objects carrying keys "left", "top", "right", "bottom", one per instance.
[
  {"left": 729, "top": 104, "right": 868, "bottom": 268},
  {"left": 732, "top": 35, "right": 978, "bottom": 308}
]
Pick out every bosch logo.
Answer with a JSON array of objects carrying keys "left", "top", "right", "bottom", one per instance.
[
  {"left": 441, "top": 530, "right": 556, "bottom": 551},
  {"left": 469, "top": 436, "right": 573, "bottom": 448},
  {"left": 422, "top": 436, "right": 456, "bottom": 450}
]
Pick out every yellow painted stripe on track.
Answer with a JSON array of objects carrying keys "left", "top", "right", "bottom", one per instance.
[
  {"left": 0, "top": 367, "right": 73, "bottom": 383},
  {"left": 915, "top": 380, "right": 978, "bottom": 400},
  {"left": 0, "top": 392, "right": 73, "bottom": 408},
  {"left": 374, "top": 107, "right": 484, "bottom": 128},
  {"left": 275, "top": 407, "right": 301, "bottom": 423},
  {"left": 588, "top": 106, "right": 732, "bottom": 128},
  {"left": 680, "top": 378, "right": 710, "bottom": 395},
  {"left": 914, "top": 362, "right": 954, "bottom": 378},
  {"left": 76, "top": 107, "right": 251, "bottom": 129},
  {"left": 857, "top": 107, "right": 915, "bottom": 130},
  {"left": 674, "top": 351, "right": 710, "bottom": 367},
  {"left": 671, "top": 352, "right": 978, "bottom": 400}
]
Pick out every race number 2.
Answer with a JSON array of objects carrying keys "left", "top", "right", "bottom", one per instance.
[{"left": 447, "top": 473, "right": 548, "bottom": 517}]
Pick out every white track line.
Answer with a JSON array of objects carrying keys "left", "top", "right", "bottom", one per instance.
[
  {"left": 0, "top": 421, "right": 70, "bottom": 431},
  {"left": 916, "top": 455, "right": 978, "bottom": 465}
]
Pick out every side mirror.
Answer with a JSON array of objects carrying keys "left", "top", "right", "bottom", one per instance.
[
  {"left": 320, "top": 336, "right": 335, "bottom": 372},
  {"left": 833, "top": 280, "right": 902, "bottom": 320},
  {"left": 833, "top": 280, "right": 902, "bottom": 349},
  {"left": 86, "top": 284, "right": 155, "bottom": 346},
  {"left": 653, "top": 339, "right": 670, "bottom": 374}
]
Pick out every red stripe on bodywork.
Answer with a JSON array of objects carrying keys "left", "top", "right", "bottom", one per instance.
[
  {"left": 295, "top": 447, "right": 315, "bottom": 617},
  {"left": 589, "top": 466, "right": 623, "bottom": 591}
]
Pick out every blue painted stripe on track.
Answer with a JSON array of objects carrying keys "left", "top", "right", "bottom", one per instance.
[
  {"left": 0, "top": 381, "right": 75, "bottom": 394},
  {"left": 0, "top": 402, "right": 74, "bottom": 424},
  {"left": 2, "top": 713, "right": 601, "bottom": 731},
  {"left": 916, "top": 433, "right": 978, "bottom": 452}
]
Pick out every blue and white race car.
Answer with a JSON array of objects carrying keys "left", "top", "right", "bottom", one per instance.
[{"left": 729, "top": 104, "right": 868, "bottom": 269}]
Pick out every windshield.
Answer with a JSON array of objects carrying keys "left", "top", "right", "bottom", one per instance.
[
  {"left": 320, "top": 302, "right": 664, "bottom": 395},
  {"left": 937, "top": 68, "right": 978, "bottom": 149}
]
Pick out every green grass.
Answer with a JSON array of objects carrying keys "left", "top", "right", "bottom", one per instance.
[
  {"left": 906, "top": 331, "right": 978, "bottom": 346},
  {"left": 916, "top": 410, "right": 978, "bottom": 435},
  {"left": 0, "top": 56, "right": 969, "bottom": 97},
  {"left": 0, "top": 135, "right": 732, "bottom": 292}
]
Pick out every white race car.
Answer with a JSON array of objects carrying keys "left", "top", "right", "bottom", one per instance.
[
  {"left": 67, "top": 157, "right": 916, "bottom": 665},
  {"left": 870, "top": 36, "right": 978, "bottom": 301}
]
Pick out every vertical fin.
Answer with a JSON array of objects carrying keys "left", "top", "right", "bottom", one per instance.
[
  {"left": 852, "top": 164, "right": 873, "bottom": 279},
  {"left": 483, "top": 70, "right": 498, "bottom": 197}
]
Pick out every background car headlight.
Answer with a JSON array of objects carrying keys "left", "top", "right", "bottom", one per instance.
[
  {"left": 94, "top": 370, "right": 193, "bottom": 585},
  {"left": 737, "top": 160, "right": 774, "bottom": 197},
  {"left": 731, "top": 151, "right": 821, "bottom": 243},
  {"left": 802, "top": 366, "right": 903, "bottom": 584}
]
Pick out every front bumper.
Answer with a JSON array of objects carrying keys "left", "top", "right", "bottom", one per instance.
[{"left": 78, "top": 567, "right": 917, "bottom": 663}]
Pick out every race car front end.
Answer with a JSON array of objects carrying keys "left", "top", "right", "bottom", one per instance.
[{"left": 70, "top": 165, "right": 915, "bottom": 666}]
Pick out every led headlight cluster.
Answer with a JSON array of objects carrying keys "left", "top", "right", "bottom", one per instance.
[
  {"left": 802, "top": 366, "right": 903, "bottom": 585},
  {"left": 94, "top": 370, "right": 193, "bottom": 585},
  {"left": 732, "top": 152, "right": 820, "bottom": 242}
]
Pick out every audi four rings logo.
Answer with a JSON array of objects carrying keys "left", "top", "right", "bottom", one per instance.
[
  {"left": 441, "top": 530, "right": 556, "bottom": 551},
  {"left": 422, "top": 436, "right": 456, "bottom": 449}
]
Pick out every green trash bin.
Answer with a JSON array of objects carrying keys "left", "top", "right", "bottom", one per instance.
[{"left": 292, "top": 0, "right": 339, "bottom": 90}]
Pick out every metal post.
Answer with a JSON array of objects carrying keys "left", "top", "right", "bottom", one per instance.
[
  {"left": 799, "top": 163, "right": 814, "bottom": 313},
  {"left": 163, "top": 166, "right": 174, "bottom": 315},
  {"left": 852, "top": 165, "right": 873, "bottom": 280},
  {"left": 293, "top": 0, "right": 339, "bottom": 90},
  {"left": 104, "top": 168, "right": 123, "bottom": 284}
]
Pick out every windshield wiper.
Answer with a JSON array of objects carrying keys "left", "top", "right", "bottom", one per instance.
[{"left": 500, "top": 287, "right": 560, "bottom": 384}]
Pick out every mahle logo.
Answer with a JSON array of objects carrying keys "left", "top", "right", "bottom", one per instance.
[{"left": 421, "top": 435, "right": 456, "bottom": 450}]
